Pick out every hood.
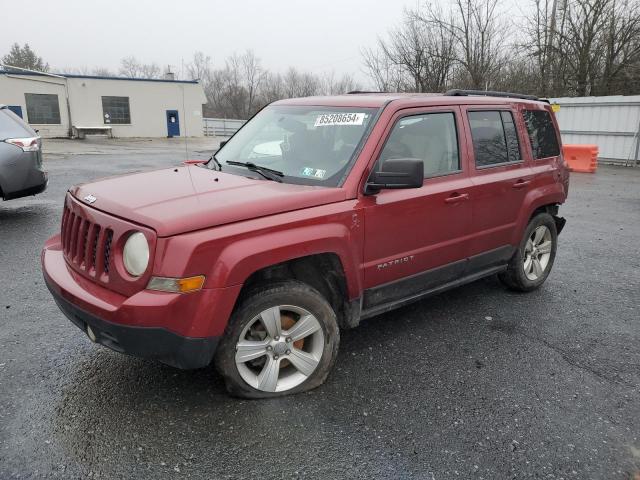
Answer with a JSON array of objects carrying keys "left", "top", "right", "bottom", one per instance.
[{"left": 70, "top": 166, "right": 346, "bottom": 236}]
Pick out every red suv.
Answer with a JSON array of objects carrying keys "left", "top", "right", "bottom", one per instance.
[{"left": 42, "top": 90, "right": 569, "bottom": 398}]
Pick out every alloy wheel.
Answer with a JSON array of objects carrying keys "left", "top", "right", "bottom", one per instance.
[
  {"left": 234, "top": 305, "right": 325, "bottom": 393},
  {"left": 523, "top": 225, "right": 553, "bottom": 281}
]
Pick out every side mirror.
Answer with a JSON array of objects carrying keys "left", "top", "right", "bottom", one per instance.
[
  {"left": 219, "top": 140, "right": 228, "bottom": 148},
  {"left": 365, "top": 158, "right": 424, "bottom": 194}
]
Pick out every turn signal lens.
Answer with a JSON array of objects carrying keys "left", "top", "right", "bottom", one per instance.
[{"left": 147, "top": 275, "right": 205, "bottom": 293}]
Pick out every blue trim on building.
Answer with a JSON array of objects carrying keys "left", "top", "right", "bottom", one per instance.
[{"left": 0, "top": 70, "right": 199, "bottom": 84}]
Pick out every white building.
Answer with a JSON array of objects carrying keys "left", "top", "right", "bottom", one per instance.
[{"left": 0, "top": 70, "right": 207, "bottom": 138}]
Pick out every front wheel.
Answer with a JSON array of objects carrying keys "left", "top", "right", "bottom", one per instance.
[
  {"left": 499, "top": 212, "right": 558, "bottom": 292},
  {"left": 215, "top": 280, "right": 339, "bottom": 398}
]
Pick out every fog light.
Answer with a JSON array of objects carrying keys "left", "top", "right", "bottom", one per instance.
[
  {"left": 147, "top": 275, "right": 205, "bottom": 293},
  {"left": 86, "top": 325, "right": 97, "bottom": 342}
]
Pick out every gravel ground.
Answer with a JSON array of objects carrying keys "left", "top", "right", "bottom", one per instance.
[{"left": 1, "top": 144, "right": 639, "bottom": 479}]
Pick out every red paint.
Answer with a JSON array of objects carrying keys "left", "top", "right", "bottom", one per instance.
[{"left": 42, "top": 94, "right": 569, "bottom": 340}]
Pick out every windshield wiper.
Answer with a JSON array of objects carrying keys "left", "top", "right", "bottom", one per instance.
[
  {"left": 209, "top": 153, "right": 222, "bottom": 171},
  {"left": 226, "top": 161, "right": 284, "bottom": 182}
]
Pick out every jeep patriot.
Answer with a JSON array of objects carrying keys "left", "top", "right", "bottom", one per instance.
[{"left": 42, "top": 90, "right": 569, "bottom": 397}]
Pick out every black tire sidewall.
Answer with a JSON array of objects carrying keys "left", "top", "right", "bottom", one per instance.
[
  {"left": 215, "top": 280, "right": 340, "bottom": 398},
  {"left": 510, "top": 213, "right": 558, "bottom": 290}
]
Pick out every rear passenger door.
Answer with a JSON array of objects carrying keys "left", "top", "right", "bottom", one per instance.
[
  {"left": 361, "top": 106, "right": 473, "bottom": 310},
  {"left": 462, "top": 106, "right": 533, "bottom": 266}
]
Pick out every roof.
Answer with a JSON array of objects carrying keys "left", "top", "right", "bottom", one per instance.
[
  {"left": 273, "top": 92, "right": 547, "bottom": 109},
  {"left": 0, "top": 69, "right": 199, "bottom": 84}
]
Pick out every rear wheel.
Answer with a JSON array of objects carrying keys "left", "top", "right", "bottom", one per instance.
[
  {"left": 215, "top": 280, "right": 339, "bottom": 398},
  {"left": 499, "top": 212, "right": 558, "bottom": 292}
]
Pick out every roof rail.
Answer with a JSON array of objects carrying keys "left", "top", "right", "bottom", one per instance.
[
  {"left": 346, "top": 90, "right": 388, "bottom": 94},
  {"left": 444, "top": 89, "right": 541, "bottom": 102}
]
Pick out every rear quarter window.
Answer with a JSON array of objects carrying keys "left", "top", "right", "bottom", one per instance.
[
  {"left": 523, "top": 109, "right": 560, "bottom": 159},
  {"left": 0, "top": 108, "right": 36, "bottom": 139}
]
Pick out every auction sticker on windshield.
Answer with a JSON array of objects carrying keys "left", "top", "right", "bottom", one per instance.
[{"left": 314, "top": 112, "right": 366, "bottom": 127}]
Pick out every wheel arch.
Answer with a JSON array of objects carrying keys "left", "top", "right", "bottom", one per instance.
[
  {"left": 208, "top": 223, "right": 363, "bottom": 329},
  {"left": 512, "top": 188, "right": 565, "bottom": 244}
]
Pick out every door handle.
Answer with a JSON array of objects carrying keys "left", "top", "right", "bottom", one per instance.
[
  {"left": 444, "top": 193, "right": 469, "bottom": 204},
  {"left": 513, "top": 179, "right": 531, "bottom": 189}
]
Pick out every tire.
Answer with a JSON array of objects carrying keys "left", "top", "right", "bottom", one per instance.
[
  {"left": 499, "top": 212, "right": 558, "bottom": 292},
  {"left": 215, "top": 280, "right": 340, "bottom": 398}
]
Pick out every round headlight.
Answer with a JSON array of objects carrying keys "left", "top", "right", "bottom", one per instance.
[{"left": 123, "top": 232, "right": 149, "bottom": 277}]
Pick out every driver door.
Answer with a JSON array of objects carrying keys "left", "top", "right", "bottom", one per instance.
[{"left": 361, "top": 106, "right": 473, "bottom": 311}]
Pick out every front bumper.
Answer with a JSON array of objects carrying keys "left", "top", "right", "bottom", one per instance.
[
  {"left": 3, "top": 171, "right": 47, "bottom": 200},
  {"left": 46, "top": 282, "right": 219, "bottom": 369},
  {"left": 41, "top": 237, "right": 240, "bottom": 369}
]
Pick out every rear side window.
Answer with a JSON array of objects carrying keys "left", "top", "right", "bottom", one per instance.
[
  {"left": 0, "top": 108, "right": 35, "bottom": 139},
  {"left": 468, "top": 111, "right": 521, "bottom": 167},
  {"left": 523, "top": 110, "right": 560, "bottom": 159}
]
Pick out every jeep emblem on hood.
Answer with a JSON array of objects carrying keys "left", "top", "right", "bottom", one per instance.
[{"left": 83, "top": 194, "right": 97, "bottom": 204}]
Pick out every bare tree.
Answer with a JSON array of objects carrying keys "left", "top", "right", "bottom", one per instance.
[
  {"left": 186, "top": 51, "right": 212, "bottom": 82},
  {"left": 596, "top": 0, "right": 640, "bottom": 94},
  {"left": 322, "top": 72, "right": 361, "bottom": 94},
  {"left": 422, "top": 0, "right": 509, "bottom": 90},
  {"left": 523, "top": 0, "right": 640, "bottom": 96},
  {"left": 118, "top": 56, "right": 162, "bottom": 79},
  {"left": 361, "top": 46, "right": 406, "bottom": 91},
  {"left": 240, "top": 50, "right": 265, "bottom": 117}
]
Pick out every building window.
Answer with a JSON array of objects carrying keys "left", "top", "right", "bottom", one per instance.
[
  {"left": 102, "top": 96, "right": 130, "bottom": 124},
  {"left": 468, "top": 110, "right": 522, "bottom": 167},
  {"left": 523, "top": 110, "right": 560, "bottom": 159},
  {"left": 379, "top": 112, "right": 460, "bottom": 178},
  {"left": 25, "top": 93, "right": 61, "bottom": 124}
]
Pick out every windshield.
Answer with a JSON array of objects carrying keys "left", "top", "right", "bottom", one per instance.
[{"left": 212, "top": 105, "right": 379, "bottom": 187}]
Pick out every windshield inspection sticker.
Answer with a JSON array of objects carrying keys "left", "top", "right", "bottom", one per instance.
[
  {"left": 301, "top": 167, "right": 327, "bottom": 179},
  {"left": 314, "top": 112, "right": 366, "bottom": 127}
]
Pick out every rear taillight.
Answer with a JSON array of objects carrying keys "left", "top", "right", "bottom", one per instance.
[{"left": 5, "top": 137, "right": 40, "bottom": 152}]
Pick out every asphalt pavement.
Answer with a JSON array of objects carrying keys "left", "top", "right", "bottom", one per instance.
[{"left": 1, "top": 142, "right": 639, "bottom": 479}]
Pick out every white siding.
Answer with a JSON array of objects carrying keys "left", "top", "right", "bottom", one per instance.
[
  {"left": 550, "top": 95, "right": 640, "bottom": 163},
  {"left": 0, "top": 73, "right": 69, "bottom": 137}
]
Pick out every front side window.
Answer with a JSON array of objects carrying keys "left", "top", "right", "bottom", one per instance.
[
  {"left": 102, "top": 96, "right": 130, "bottom": 124},
  {"left": 468, "top": 110, "right": 522, "bottom": 167},
  {"left": 378, "top": 112, "right": 460, "bottom": 178},
  {"left": 25, "top": 93, "right": 61, "bottom": 124},
  {"left": 213, "top": 105, "right": 378, "bottom": 187},
  {"left": 523, "top": 109, "right": 560, "bottom": 159}
]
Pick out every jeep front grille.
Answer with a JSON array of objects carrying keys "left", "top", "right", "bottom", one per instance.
[{"left": 61, "top": 205, "right": 114, "bottom": 279}]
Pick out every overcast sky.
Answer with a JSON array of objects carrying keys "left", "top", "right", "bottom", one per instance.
[{"left": 1, "top": 0, "right": 421, "bottom": 81}]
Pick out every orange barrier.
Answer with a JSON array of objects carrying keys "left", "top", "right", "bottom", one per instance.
[{"left": 562, "top": 144, "right": 599, "bottom": 173}]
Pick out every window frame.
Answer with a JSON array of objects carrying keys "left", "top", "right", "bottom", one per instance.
[
  {"left": 374, "top": 109, "right": 463, "bottom": 180},
  {"left": 467, "top": 108, "right": 524, "bottom": 170},
  {"left": 101, "top": 96, "right": 131, "bottom": 125},
  {"left": 522, "top": 108, "right": 561, "bottom": 161},
  {"left": 24, "top": 93, "right": 61, "bottom": 125}
]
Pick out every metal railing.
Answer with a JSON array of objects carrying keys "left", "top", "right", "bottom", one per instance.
[{"left": 203, "top": 117, "right": 246, "bottom": 137}]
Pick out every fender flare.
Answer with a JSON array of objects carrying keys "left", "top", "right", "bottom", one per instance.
[
  {"left": 207, "top": 222, "right": 362, "bottom": 298},
  {"left": 512, "top": 185, "right": 565, "bottom": 244}
]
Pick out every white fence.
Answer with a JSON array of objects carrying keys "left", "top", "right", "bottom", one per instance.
[
  {"left": 203, "top": 117, "right": 246, "bottom": 137},
  {"left": 550, "top": 95, "right": 640, "bottom": 165}
]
